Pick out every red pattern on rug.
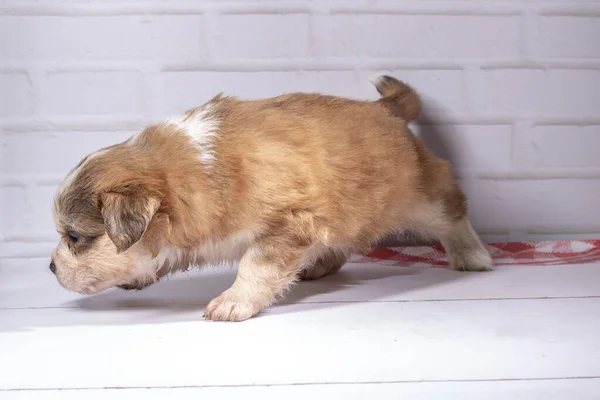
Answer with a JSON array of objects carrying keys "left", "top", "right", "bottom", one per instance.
[{"left": 350, "top": 240, "right": 600, "bottom": 267}]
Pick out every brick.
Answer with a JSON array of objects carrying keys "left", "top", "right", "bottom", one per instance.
[
  {"left": 481, "top": 69, "right": 600, "bottom": 117},
  {"left": 160, "top": 71, "right": 359, "bottom": 115},
  {"left": 414, "top": 125, "right": 512, "bottom": 171},
  {"left": 43, "top": 72, "right": 145, "bottom": 115},
  {"left": 0, "top": 185, "right": 62, "bottom": 240},
  {"left": 216, "top": 14, "right": 310, "bottom": 59},
  {"left": 536, "top": 16, "right": 600, "bottom": 58},
  {"left": 0, "top": 16, "right": 204, "bottom": 60},
  {"left": 329, "top": 15, "right": 520, "bottom": 58},
  {"left": 0, "top": 185, "right": 58, "bottom": 240},
  {"left": 0, "top": 131, "right": 135, "bottom": 175},
  {"left": 26, "top": 185, "right": 59, "bottom": 236},
  {"left": 0, "top": 187, "right": 27, "bottom": 237},
  {"left": 0, "top": 72, "right": 35, "bottom": 118},
  {"left": 464, "top": 179, "right": 600, "bottom": 233},
  {"left": 515, "top": 125, "right": 600, "bottom": 168},
  {"left": 0, "top": 185, "right": 62, "bottom": 239}
]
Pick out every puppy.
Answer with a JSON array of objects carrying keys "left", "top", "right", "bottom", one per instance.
[{"left": 51, "top": 76, "right": 493, "bottom": 321}]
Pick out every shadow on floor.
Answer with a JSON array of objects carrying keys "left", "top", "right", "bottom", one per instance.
[{"left": 1, "top": 262, "right": 484, "bottom": 331}]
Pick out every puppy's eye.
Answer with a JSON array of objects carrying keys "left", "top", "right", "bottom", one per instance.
[{"left": 68, "top": 231, "right": 80, "bottom": 242}]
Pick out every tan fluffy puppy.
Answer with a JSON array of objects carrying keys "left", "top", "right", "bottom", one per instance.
[{"left": 51, "top": 76, "right": 493, "bottom": 321}]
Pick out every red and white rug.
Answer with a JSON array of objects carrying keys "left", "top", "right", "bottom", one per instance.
[{"left": 350, "top": 240, "right": 600, "bottom": 267}]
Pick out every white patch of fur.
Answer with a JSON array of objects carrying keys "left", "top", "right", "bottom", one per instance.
[
  {"left": 166, "top": 104, "right": 221, "bottom": 167},
  {"left": 133, "top": 228, "right": 259, "bottom": 280},
  {"left": 131, "top": 247, "right": 186, "bottom": 279},
  {"left": 195, "top": 229, "right": 258, "bottom": 263}
]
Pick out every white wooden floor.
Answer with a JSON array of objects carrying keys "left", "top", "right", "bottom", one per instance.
[{"left": 1, "top": 257, "right": 599, "bottom": 399}]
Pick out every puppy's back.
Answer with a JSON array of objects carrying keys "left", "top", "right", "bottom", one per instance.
[{"left": 207, "top": 89, "right": 425, "bottom": 240}]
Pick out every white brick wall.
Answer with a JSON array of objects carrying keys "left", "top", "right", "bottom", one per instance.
[
  {"left": 43, "top": 71, "right": 146, "bottom": 115},
  {"left": 329, "top": 14, "right": 521, "bottom": 58},
  {"left": 216, "top": 13, "right": 311, "bottom": 59},
  {"left": 1, "top": 0, "right": 600, "bottom": 259}
]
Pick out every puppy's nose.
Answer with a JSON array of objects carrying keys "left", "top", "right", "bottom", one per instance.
[{"left": 49, "top": 261, "right": 56, "bottom": 274}]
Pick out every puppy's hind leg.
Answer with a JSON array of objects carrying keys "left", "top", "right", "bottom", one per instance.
[
  {"left": 410, "top": 186, "right": 493, "bottom": 272},
  {"left": 441, "top": 217, "right": 494, "bottom": 272},
  {"left": 298, "top": 249, "right": 348, "bottom": 281}
]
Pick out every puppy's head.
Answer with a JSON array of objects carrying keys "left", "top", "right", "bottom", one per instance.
[{"left": 50, "top": 146, "right": 168, "bottom": 294}]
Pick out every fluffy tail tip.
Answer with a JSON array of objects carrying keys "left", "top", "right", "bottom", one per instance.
[{"left": 370, "top": 75, "right": 421, "bottom": 122}]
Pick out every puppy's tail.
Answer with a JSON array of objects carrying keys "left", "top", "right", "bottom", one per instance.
[{"left": 371, "top": 75, "right": 421, "bottom": 122}]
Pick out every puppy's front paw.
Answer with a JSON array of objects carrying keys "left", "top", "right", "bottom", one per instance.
[{"left": 204, "top": 290, "right": 261, "bottom": 322}]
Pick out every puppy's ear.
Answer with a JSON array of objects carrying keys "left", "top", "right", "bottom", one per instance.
[{"left": 100, "top": 192, "right": 160, "bottom": 253}]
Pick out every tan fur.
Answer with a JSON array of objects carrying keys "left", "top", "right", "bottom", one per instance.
[{"left": 51, "top": 75, "right": 493, "bottom": 321}]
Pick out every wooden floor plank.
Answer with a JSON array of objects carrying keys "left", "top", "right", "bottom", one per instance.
[
  {"left": 1, "top": 298, "right": 599, "bottom": 390},
  {"left": 3, "top": 378, "right": 600, "bottom": 400}
]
